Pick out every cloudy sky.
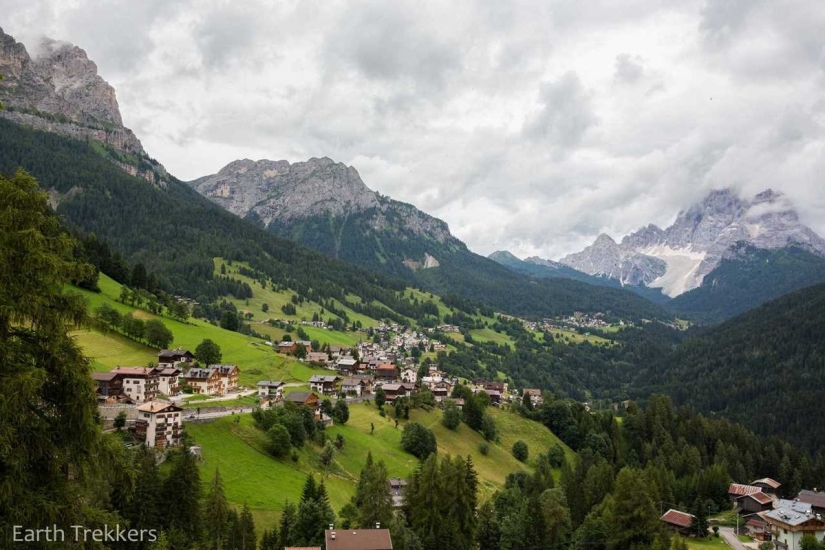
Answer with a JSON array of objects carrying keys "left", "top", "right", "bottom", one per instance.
[{"left": 4, "top": 0, "right": 825, "bottom": 259}]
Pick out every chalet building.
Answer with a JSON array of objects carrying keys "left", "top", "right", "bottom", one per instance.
[
  {"left": 729, "top": 483, "right": 764, "bottom": 506},
  {"left": 112, "top": 366, "right": 159, "bottom": 403},
  {"left": 155, "top": 367, "right": 182, "bottom": 396},
  {"left": 307, "top": 352, "right": 330, "bottom": 364},
  {"left": 134, "top": 400, "right": 183, "bottom": 449},
  {"left": 484, "top": 389, "right": 502, "bottom": 405},
  {"left": 257, "top": 380, "right": 284, "bottom": 401},
  {"left": 483, "top": 381, "right": 507, "bottom": 394},
  {"left": 752, "top": 478, "right": 782, "bottom": 494},
  {"left": 380, "top": 383, "right": 413, "bottom": 402},
  {"left": 523, "top": 388, "right": 542, "bottom": 406},
  {"left": 765, "top": 499, "right": 825, "bottom": 550},
  {"left": 285, "top": 391, "right": 319, "bottom": 411},
  {"left": 309, "top": 375, "right": 341, "bottom": 396},
  {"left": 336, "top": 357, "right": 359, "bottom": 373},
  {"left": 797, "top": 490, "right": 825, "bottom": 515},
  {"left": 660, "top": 509, "right": 696, "bottom": 536},
  {"left": 277, "top": 341, "right": 298, "bottom": 355},
  {"left": 400, "top": 368, "right": 418, "bottom": 384},
  {"left": 375, "top": 364, "right": 398, "bottom": 381},
  {"left": 739, "top": 491, "right": 775, "bottom": 514},
  {"left": 184, "top": 367, "right": 223, "bottom": 395},
  {"left": 389, "top": 478, "right": 407, "bottom": 508},
  {"left": 156, "top": 348, "right": 194, "bottom": 368},
  {"left": 744, "top": 515, "right": 771, "bottom": 542},
  {"left": 325, "top": 528, "right": 393, "bottom": 550},
  {"left": 210, "top": 364, "right": 240, "bottom": 393},
  {"left": 92, "top": 372, "right": 125, "bottom": 402},
  {"left": 341, "top": 377, "right": 368, "bottom": 396}
]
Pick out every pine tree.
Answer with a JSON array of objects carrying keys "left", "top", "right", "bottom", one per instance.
[
  {"left": 351, "top": 452, "right": 393, "bottom": 528},
  {"left": 163, "top": 447, "right": 202, "bottom": 544},
  {"left": 0, "top": 169, "right": 108, "bottom": 546},
  {"left": 204, "top": 468, "right": 230, "bottom": 550},
  {"left": 606, "top": 467, "right": 662, "bottom": 550},
  {"left": 126, "top": 448, "right": 163, "bottom": 549},
  {"left": 239, "top": 502, "right": 257, "bottom": 550},
  {"left": 279, "top": 501, "right": 298, "bottom": 548}
]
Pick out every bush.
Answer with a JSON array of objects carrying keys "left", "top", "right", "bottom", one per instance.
[
  {"left": 401, "top": 422, "right": 437, "bottom": 460},
  {"left": 266, "top": 424, "right": 292, "bottom": 457},
  {"left": 441, "top": 402, "right": 461, "bottom": 430},
  {"left": 512, "top": 440, "right": 529, "bottom": 462},
  {"left": 481, "top": 414, "right": 498, "bottom": 442},
  {"left": 478, "top": 442, "right": 490, "bottom": 456},
  {"left": 548, "top": 443, "right": 566, "bottom": 468}
]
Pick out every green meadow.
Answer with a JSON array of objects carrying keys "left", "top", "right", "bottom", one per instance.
[{"left": 187, "top": 403, "right": 572, "bottom": 534}]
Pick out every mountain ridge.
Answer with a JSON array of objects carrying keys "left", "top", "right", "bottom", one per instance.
[
  {"left": 0, "top": 27, "right": 167, "bottom": 184},
  {"left": 557, "top": 188, "right": 825, "bottom": 297}
]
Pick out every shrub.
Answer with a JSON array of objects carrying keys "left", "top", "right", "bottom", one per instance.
[
  {"left": 266, "top": 424, "right": 292, "bottom": 458},
  {"left": 478, "top": 442, "right": 490, "bottom": 456},
  {"left": 441, "top": 402, "right": 461, "bottom": 430},
  {"left": 401, "top": 422, "right": 437, "bottom": 460},
  {"left": 512, "top": 440, "right": 529, "bottom": 462}
]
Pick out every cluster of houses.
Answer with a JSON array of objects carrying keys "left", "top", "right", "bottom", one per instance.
[
  {"left": 92, "top": 348, "right": 240, "bottom": 404},
  {"left": 659, "top": 478, "right": 825, "bottom": 549}
]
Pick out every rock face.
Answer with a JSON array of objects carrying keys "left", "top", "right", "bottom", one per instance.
[
  {"left": 188, "top": 157, "right": 462, "bottom": 274},
  {"left": 0, "top": 27, "right": 166, "bottom": 183},
  {"left": 557, "top": 189, "right": 825, "bottom": 297}
]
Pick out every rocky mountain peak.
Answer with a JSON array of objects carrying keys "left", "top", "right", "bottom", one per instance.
[
  {"left": 558, "top": 187, "right": 825, "bottom": 297},
  {"left": 0, "top": 28, "right": 167, "bottom": 184}
]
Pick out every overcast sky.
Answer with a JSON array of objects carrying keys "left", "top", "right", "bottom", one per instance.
[{"left": 4, "top": 0, "right": 825, "bottom": 259}]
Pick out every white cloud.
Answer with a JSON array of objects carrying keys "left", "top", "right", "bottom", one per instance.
[{"left": 3, "top": 0, "right": 824, "bottom": 260}]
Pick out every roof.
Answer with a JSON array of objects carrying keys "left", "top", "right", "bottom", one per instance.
[
  {"left": 388, "top": 478, "right": 407, "bottom": 488},
  {"left": 285, "top": 547, "right": 321, "bottom": 550},
  {"left": 342, "top": 378, "right": 366, "bottom": 386},
  {"left": 309, "top": 375, "right": 340, "bottom": 383},
  {"left": 257, "top": 380, "right": 284, "bottom": 387},
  {"left": 376, "top": 364, "right": 397, "bottom": 370},
  {"left": 112, "top": 366, "right": 156, "bottom": 377},
  {"left": 381, "top": 384, "right": 403, "bottom": 392},
  {"left": 660, "top": 509, "right": 695, "bottom": 529},
  {"left": 798, "top": 490, "right": 825, "bottom": 510},
  {"left": 729, "top": 483, "right": 763, "bottom": 497},
  {"left": 158, "top": 367, "right": 181, "bottom": 376},
  {"left": 743, "top": 492, "right": 774, "bottom": 505},
  {"left": 137, "top": 400, "right": 182, "bottom": 413},
  {"left": 765, "top": 501, "right": 819, "bottom": 527},
  {"left": 325, "top": 529, "right": 393, "bottom": 550},
  {"left": 92, "top": 372, "right": 120, "bottom": 381},
  {"left": 158, "top": 348, "right": 193, "bottom": 358},
  {"left": 752, "top": 478, "right": 781, "bottom": 489},
  {"left": 209, "top": 364, "right": 239, "bottom": 375},
  {"left": 185, "top": 368, "right": 218, "bottom": 379},
  {"left": 524, "top": 388, "right": 541, "bottom": 396},
  {"left": 285, "top": 391, "right": 316, "bottom": 403}
]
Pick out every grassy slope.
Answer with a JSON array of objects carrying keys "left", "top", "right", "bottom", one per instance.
[
  {"left": 187, "top": 403, "right": 572, "bottom": 533},
  {"left": 70, "top": 274, "right": 332, "bottom": 385}
]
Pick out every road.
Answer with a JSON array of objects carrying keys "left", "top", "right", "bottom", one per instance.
[
  {"left": 719, "top": 527, "right": 747, "bottom": 550},
  {"left": 182, "top": 407, "right": 256, "bottom": 421}
]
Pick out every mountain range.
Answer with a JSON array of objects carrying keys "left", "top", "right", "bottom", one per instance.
[{"left": 556, "top": 188, "right": 825, "bottom": 297}]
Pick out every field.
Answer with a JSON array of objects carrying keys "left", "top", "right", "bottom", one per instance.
[
  {"left": 687, "top": 537, "right": 729, "bottom": 550},
  {"left": 469, "top": 328, "right": 515, "bottom": 347},
  {"left": 186, "top": 403, "right": 572, "bottom": 534},
  {"left": 69, "top": 274, "right": 329, "bottom": 386}
]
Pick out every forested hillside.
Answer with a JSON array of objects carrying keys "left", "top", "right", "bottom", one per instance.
[
  {"left": 638, "top": 283, "right": 825, "bottom": 454},
  {"left": 667, "top": 244, "right": 825, "bottom": 323},
  {"left": 0, "top": 118, "right": 669, "bottom": 323}
]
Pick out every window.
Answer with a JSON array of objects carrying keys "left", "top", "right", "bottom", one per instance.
[{"left": 144, "top": 414, "right": 150, "bottom": 418}]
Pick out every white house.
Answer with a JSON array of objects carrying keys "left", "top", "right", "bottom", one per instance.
[
  {"left": 401, "top": 368, "right": 418, "bottom": 384},
  {"left": 765, "top": 499, "right": 825, "bottom": 550},
  {"left": 112, "top": 366, "right": 159, "bottom": 403},
  {"left": 155, "top": 367, "right": 182, "bottom": 396},
  {"left": 257, "top": 380, "right": 284, "bottom": 401},
  {"left": 135, "top": 400, "right": 183, "bottom": 449}
]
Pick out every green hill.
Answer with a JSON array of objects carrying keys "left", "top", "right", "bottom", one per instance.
[
  {"left": 638, "top": 283, "right": 825, "bottom": 454},
  {"left": 186, "top": 404, "right": 572, "bottom": 533}
]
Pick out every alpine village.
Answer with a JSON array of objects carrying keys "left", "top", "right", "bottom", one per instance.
[{"left": 4, "top": 16, "right": 825, "bottom": 550}]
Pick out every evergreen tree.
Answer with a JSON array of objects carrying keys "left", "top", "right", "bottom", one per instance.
[
  {"left": 126, "top": 448, "right": 163, "bottom": 550},
  {"left": 294, "top": 477, "right": 335, "bottom": 546},
  {"left": 204, "top": 468, "right": 230, "bottom": 550},
  {"left": 239, "top": 502, "right": 257, "bottom": 550},
  {"left": 163, "top": 447, "right": 202, "bottom": 545},
  {"left": 606, "top": 467, "right": 662, "bottom": 550},
  {"left": 476, "top": 502, "right": 501, "bottom": 550},
  {"left": 279, "top": 502, "right": 298, "bottom": 548},
  {"left": 131, "top": 262, "right": 148, "bottom": 289},
  {"left": 0, "top": 170, "right": 110, "bottom": 547},
  {"left": 351, "top": 452, "right": 393, "bottom": 528}
]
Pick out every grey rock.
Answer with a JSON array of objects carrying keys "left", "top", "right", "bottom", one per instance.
[
  {"left": 0, "top": 27, "right": 166, "bottom": 183},
  {"left": 188, "top": 157, "right": 454, "bottom": 243},
  {"left": 558, "top": 188, "right": 825, "bottom": 296}
]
